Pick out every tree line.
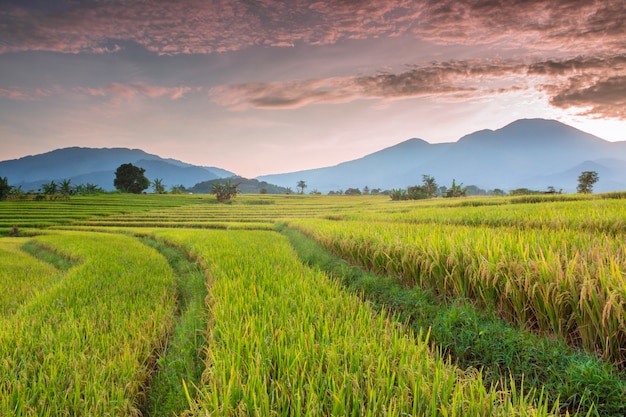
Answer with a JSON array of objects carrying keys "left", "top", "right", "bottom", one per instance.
[
  {"left": 0, "top": 166, "right": 602, "bottom": 203},
  {"left": 296, "top": 170, "right": 601, "bottom": 200}
]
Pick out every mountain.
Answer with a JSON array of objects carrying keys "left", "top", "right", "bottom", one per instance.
[
  {"left": 257, "top": 119, "right": 626, "bottom": 193},
  {"left": 0, "top": 147, "right": 234, "bottom": 192}
]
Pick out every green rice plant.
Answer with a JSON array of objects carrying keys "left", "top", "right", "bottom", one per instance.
[
  {"left": 281, "top": 222, "right": 626, "bottom": 415},
  {"left": 0, "top": 194, "right": 208, "bottom": 229},
  {"left": 287, "top": 218, "right": 626, "bottom": 365},
  {"left": 0, "top": 238, "right": 62, "bottom": 316},
  {"left": 150, "top": 229, "right": 554, "bottom": 416},
  {"left": 0, "top": 231, "right": 177, "bottom": 416},
  {"left": 347, "top": 198, "right": 626, "bottom": 235}
]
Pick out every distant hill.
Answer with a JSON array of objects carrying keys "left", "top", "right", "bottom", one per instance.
[
  {"left": 0, "top": 147, "right": 235, "bottom": 192},
  {"left": 257, "top": 119, "right": 626, "bottom": 193},
  {"left": 187, "top": 177, "right": 291, "bottom": 194}
]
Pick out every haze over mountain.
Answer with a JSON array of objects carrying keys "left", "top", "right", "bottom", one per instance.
[
  {"left": 257, "top": 119, "right": 626, "bottom": 194},
  {"left": 0, "top": 147, "right": 233, "bottom": 192},
  {"left": 3, "top": 119, "right": 626, "bottom": 194}
]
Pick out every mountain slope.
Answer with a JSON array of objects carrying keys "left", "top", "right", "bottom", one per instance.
[
  {"left": 0, "top": 147, "right": 234, "bottom": 191},
  {"left": 257, "top": 119, "right": 626, "bottom": 193},
  {"left": 258, "top": 138, "right": 452, "bottom": 192}
]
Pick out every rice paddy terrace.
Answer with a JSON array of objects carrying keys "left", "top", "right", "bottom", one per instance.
[{"left": 1, "top": 192, "right": 625, "bottom": 416}]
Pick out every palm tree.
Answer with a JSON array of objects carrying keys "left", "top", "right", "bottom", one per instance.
[
  {"left": 444, "top": 179, "right": 467, "bottom": 198},
  {"left": 421, "top": 174, "right": 438, "bottom": 197},
  {"left": 41, "top": 181, "right": 58, "bottom": 199},
  {"left": 170, "top": 184, "right": 186, "bottom": 194},
  {"left": 212, "top": 179, "right": 240, "bottom": 202},
  {"left": 297, "top": 180, "right": 307, "bottom": 194},
  {"left": 60, "top": 179, "right": 73, "bottom": 199},
  {"left": 152, "top": 178, "right": 166, "bottom": 194}
]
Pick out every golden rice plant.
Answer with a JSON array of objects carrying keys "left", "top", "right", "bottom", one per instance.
[
  {"left": 0, "top": 238, "right": 62, "bottom": 316},
  {"left": 288, "top": 218, "right": 626, "bottom": 364},
  {"left": 150, "top": 228, "right": 554, "bottom": 416},
  {"left": 0, "top": 231, "right": 177, "bottom": 416}
]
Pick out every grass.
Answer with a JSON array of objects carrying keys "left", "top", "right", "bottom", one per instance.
[{"left": 139, "top": 236, "right": 208, "bottom": 417}]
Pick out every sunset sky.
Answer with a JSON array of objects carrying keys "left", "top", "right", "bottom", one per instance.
[{"left": 1, "top": 0, "right": 625, "bottom": 177}]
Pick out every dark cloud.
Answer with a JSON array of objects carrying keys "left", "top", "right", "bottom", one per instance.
[
  {"left": 211, "top": 54, "right": 626, "bottom": 120},
  {"left": 530, "top": 55, "right": 626, "bottom": 118},
  {"left": 548, "top": 76, "right": 626, "bottom": 119},
  {"left": 210, "top": 59, "right": 526, "bottom": 109},
  {"left": 528, "top": 55, "right": 626, "bottom": 75}
]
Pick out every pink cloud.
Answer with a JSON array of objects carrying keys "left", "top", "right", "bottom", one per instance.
[
  {"left": 0, "top": 87, "right": 54, "bottom": 100},
  {"left": 211, "top": 55, "right": 626, "bottom": 121},
  {"left": 210, "top": 59, "right": 527, "bottom": 109},
  {"left": 549, "top": 76, "right": 626, "bottom": 119},
  {"left": 78, "top": 83, "right": 194, "bottom": 101},
  {"left": 416, "top": 0, "right": 626, "bottom": 53},
  {"left": 531, "top": 55, "right": 626, "bottom": 119},
  {"left": 0, "top": 88, "right": 31, "bottom": 100},
  {"left": 0, "top": 83, "right": 194, "bottom": 102},
  {"left": 2, "top": 1, "right": 623, "bottom": 55}
]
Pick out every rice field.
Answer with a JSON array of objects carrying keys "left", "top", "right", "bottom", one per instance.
[
  {"left": 1, "top": 192, "right": 625, "bottom": 415},
  {"left": 285, "top": 218, "right": 626, "bottom": 364}
]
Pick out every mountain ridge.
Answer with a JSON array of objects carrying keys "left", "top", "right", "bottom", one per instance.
[
  {"left": 0, "top": 146, "right": 234, "bottom": 192},
  {"left": 3, "top": 119, "right": 626, "bottom": 194},
  {"left": 257, "top": 118, "right": 626, "bottom": 193}
]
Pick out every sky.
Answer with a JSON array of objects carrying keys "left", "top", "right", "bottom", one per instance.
[{"left": 1, "top": 0, "right": 625, "bottom": 178}]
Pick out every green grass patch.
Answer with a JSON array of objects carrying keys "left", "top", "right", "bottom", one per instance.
[
  {"left": 138, "top": 236, "right": 208, "bottom": 417},
  {"left": 21, "top": 240, "right": 79, "bottom": 272}
]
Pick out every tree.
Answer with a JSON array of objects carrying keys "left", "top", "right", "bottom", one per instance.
[
  {"left": 9, "top": 185, "right": 25, "bottom": 200},
  {"left": 577, "top": 170, "right": 599, "bottom": 194},
  {"left": 212, "top": 178, "right": 240, "bottom": 202},
  {"left": 152, "top": 178, "right": 166, "bottom": 194},
  {"left": 344, "top": 187, "right": 362, "bottom": 195},
  {"left": 170, "top": 184, "right": 186, "bottom": 194},
  {"left": 114, "top": 163, "right": 150, "bottom": 194},
  {"left": 389, "top": 188, "right": 407, "bottom": 201},
  {"left": 42, "top": 180, "right": 58, "bottom": 197},
  {"left": 421, "top": 174, "right": 438, "bottom": 197},
  {"left": 406, "top": 185, "right": 428, "bottom": 200},
  {"left": 444, "top": 179, "right": 467, "bottom": 198},
  {"left": 0, "top": 176, "right": 11, "bottom": 201},
  {"left": 59, "top": 179, "right": 73, "bottom": 198},
  {"left": 75, "top": 183, "right": 103, "bottom": 195},
  {"left": 297, "top": 180, "right": 307, "bottom": 194}
]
